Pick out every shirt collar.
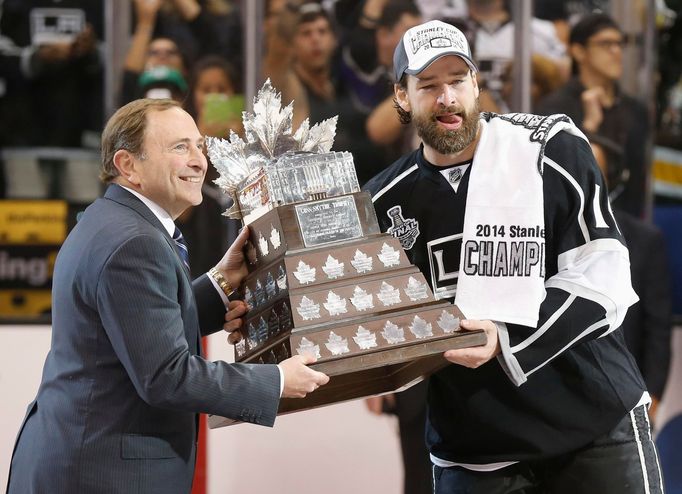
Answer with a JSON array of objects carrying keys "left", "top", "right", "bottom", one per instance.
[{"left": 119, "top": 185, "right": 175, "bottom": 237}]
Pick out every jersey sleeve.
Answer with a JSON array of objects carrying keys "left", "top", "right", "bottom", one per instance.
[{"left": 496, "top": 131, "right": 638, "bottom": 386}]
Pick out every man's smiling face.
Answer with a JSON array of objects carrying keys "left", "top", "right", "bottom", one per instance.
[{"left": 131, "top": 107, "right": 207, "bottom": 218}]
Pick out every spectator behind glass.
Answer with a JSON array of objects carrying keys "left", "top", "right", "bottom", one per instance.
[
  {"left": 338, "top": 0, "right": 422, "bottom": 115},
  {"left": 536, "top": 13, "right": 650, "bottom": 217},
  {"left": 151, "top": 0, "right": 243, "bottom": 73},
  {"left": 138, "top": 65, "right": 188, "bottom": 102},
  {"left": 264, "top": 0, "right": 338, "bottom": 129},
  {"left": 185, "top": 55, "right": 243, "bottom": 142},
  {"left": 499, "top": 53, "right": 565, "bottom": 111},
  {"left": 336, "top": 0, "right": 423, "bottom": 185},
  {"left": 462, "top": 0, "right": 569, "bottom": 112},
  {"left": 120, "top": 0, "right": 190, "bottom": 105},
  {"left": 146, "top": 37, "right": 186, "bottom": 72},
  {"left": 0, "top": 0, "right": 104, "bottom": 147},
  {"left": 532, "top": 0, "right": 570, "bottom": 48},
  {"left": 265, "top": 1, "right": 383, "bottom": 186},
  {"left": 180, "top": 55, "right": 244, "bottom": 276}
]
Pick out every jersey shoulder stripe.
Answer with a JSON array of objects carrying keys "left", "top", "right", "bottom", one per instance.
[
  {"left": 363, "top": 148, "right": 421, "bottom": 198},
  {"left": 371, "top": 164, "right": 418, "bottom": 202}
]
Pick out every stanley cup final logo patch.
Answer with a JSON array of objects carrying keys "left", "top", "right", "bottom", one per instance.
[{"left": 386, "top": 206, "right": 420, "bottom": 250}]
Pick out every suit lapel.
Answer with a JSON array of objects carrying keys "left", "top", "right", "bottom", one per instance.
[
  {"left": 105, "top": 185, "right": 192, "bottom": 281},
  {"left": 104, "top": 184, "right": 169, "bottom": 236}
]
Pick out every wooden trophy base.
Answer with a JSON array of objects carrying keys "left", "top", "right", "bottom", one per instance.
[
  {"left": 279, "top": 327, "right": 486, "bottom": 413},
  {"left": 208, "top": 322, "right": 485, "bottom": 428}
]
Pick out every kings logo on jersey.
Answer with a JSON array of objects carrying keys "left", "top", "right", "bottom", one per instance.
[
  {"left": 427, "top": 234, "right": 462, "bottom": 300},
  {"left": 386, "top": 206, "right": 420, "bottom": 250}
]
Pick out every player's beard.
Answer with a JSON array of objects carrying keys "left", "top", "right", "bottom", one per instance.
[{"left": 413, "top": 97, "right": 480, "bottom": 155}]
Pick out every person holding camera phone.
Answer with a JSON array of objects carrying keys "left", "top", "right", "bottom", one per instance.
[
  {"left": 178, "top": 55, "right": 245, "bottom": 278},
  {"left": 185, "top": 55, "right": 244, "bottom": 141}
]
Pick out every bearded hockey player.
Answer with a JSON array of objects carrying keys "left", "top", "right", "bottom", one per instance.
[{"left": 364, "top": 20, "right": 664, "bottom": 494}]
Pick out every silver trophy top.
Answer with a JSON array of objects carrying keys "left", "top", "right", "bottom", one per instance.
[{"left": 206, "top": 80, "right": 359, "bottom": 223}]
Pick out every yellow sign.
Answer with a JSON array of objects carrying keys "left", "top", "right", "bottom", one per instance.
[
  {"left": 0, "top": 201, "right": 68, "bottom": 244},
  {"left": 0, "top": 201, "right": 67, "bottom": 319},
  {"left": 0, "top": 290, "right": 52, "bottom": 318},
  {"left": 653, "top": 146, "right": 682, "bottom": 199}
]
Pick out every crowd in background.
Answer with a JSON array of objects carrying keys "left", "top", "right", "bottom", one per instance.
[{"left": 1, "top": 0, "right": 681, "bottom": 195}]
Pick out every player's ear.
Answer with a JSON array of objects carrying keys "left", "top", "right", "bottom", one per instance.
[{"left": 394, "top": 82, "right": 411, "bottom": 113}]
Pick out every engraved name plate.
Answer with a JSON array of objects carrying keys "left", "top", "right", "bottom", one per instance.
[{"left": 294, "top": 195, "right": 363, "bottom": 248}]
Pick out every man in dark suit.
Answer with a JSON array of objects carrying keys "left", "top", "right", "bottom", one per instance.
[
  {"left": 591, "top": 140, "right": 672, "bottom": 420},
  {"left": 6, "top": 98, "right": 329, "bottom": 494},
  {"left": 615, "top": 209, "right": 672, "bottom": 416}
]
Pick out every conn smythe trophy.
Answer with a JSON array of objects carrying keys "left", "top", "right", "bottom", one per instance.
[{"left": 206, "top": 81, "right": 485, "bottom": 426}]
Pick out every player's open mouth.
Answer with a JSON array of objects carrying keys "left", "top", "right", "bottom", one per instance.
[
  {"left": 436, "top": 113, "right": 463, "bottom": 129},
  {"left": 180, "top": 177, "right": 202, "bottom": 183}
]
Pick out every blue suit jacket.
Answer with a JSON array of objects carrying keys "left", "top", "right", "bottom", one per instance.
[{"left": 7, "top": 185, "right": 280, "bottom": 494}]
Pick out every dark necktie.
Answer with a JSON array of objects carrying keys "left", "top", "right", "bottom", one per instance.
[{"left": 172, "top": 226, "right": 190, "bottom": 272}]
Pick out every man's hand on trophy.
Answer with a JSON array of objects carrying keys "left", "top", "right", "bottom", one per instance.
[
  {"left": 215, "top": 227, "right": 250, "bottom": 291},
  {"left": 443, "top": 319, "right": 498, "bottom": 369},
  {"left": 279, "top": 354, "right": 330, "bottom": 398},
  {"left": 223, "top": 300, "right": 249, "bottom": 344}
]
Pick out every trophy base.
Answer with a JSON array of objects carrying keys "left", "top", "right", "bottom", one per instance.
[{"left": 208, "top": 328, "right": 485, "bottom": 428}]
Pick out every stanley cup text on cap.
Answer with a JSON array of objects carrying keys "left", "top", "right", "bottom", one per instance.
[
  {"left": 408, "top": 23, "right": 470, "bottom": 56},
  {"left": 394, "top": 20, "right": 478, "bottom": 81}
]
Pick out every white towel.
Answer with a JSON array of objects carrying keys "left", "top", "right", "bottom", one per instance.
[{"left": 455, "top": 113, "right": 588, "bottom": 327}]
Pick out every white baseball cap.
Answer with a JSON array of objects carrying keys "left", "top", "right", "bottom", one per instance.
[{"left": 393, "top": 20, "right": 477, "bottom": 82}]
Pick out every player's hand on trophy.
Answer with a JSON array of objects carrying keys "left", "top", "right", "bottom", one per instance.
[
  {"left": 223, "top": 300, "right": 249, "bottom": 344},
  {"left": 215, "top": 227, "right": 250, "bottom": 291},
  {"left": 443, "top": 319, "right": 499, "bottom": 369},
  {"left": 279, "top": 354, "right": 330, "bottom": 398}
]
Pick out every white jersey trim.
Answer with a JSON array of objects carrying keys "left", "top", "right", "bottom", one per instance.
[
  {"left": 496, "top": 321, "right": 527, "bottom": 386},
  {"left": 511, "top": 294, "right": 576, "bottom": 354},
  {"left": 544, "top": 156, "right": 590, "bottom": 243},
  {"left": 371, "top": 164, "right": 419, "bottom": 202},
  {"left": 526, "top": 318, "right": 609, "bottom": 377},
  {"left": 630, "top": 407, "right": 652, "bottom": 494},
  {"left": 550, "top": 238, "right": 637, "bottom": 331},
  {"left": 431, "top": 454, "right": 518, "bottom": 471}
]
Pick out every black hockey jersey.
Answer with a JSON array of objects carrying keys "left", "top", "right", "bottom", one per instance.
[{"left": 363, "top": 114, "right": 646, "bottom": 464}]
